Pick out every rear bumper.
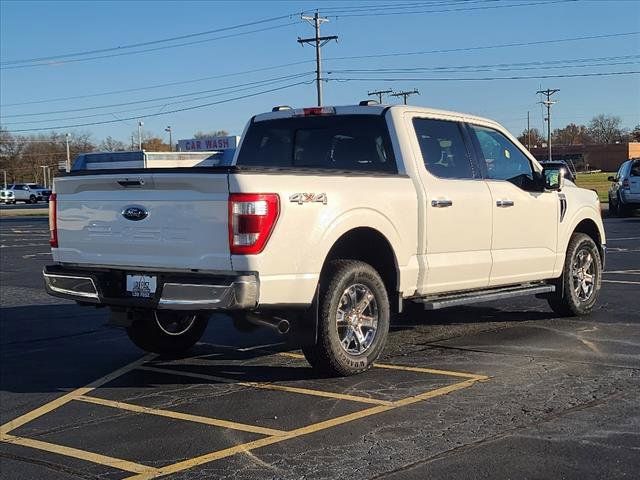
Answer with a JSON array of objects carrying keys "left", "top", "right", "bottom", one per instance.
[
  {"left": 620, "top": 191, "right": 640, "bottom": 206},
  {"left": 43, "top": 265, "right": 258, "bottom": 311}
]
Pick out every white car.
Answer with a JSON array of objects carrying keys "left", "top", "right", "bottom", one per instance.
[
  {"left": 0, "top": 183, "right": 41, "bottom": 204},
  {"left": 44, "top": 103, "right": 606, "bottom": 376}
]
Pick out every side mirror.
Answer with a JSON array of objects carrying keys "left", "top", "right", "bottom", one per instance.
[
  {"left": 543, "top": 166, "right": 565, "bottom": 191},
  {"left": 607, "top": 176, "right": 616, "bottom": 182}
]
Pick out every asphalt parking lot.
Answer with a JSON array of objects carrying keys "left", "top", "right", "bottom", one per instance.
[{"left": 1, "top": 215, "right": 639, "bottom": 480}]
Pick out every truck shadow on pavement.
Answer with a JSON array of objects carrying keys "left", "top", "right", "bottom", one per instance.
[{"left": 0, "top": 302, "right": 550, "bottom": 395}]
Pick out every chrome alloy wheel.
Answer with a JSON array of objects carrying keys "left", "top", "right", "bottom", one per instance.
[
  {"left": 572, "top": 249, "right": 596, "bottom": 302},
  {"left": 154, "top": 312, "right": 197, "bottom": 336},
  {"left": 336, "top": 283, "right": 379, "bottom": 356}
]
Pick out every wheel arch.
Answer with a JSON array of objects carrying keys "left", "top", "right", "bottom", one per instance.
[{"left": 320, "top": 227, "right": 401, "bottom": 312}]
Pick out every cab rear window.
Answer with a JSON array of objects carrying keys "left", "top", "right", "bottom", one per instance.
[{"left": 237, "top": 115, "right": 397, "bottom": 173}]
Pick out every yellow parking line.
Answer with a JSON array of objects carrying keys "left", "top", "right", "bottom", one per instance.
[
  {"left": 124, "top": 377, "right": 482, "bottom": 480},
  {"left": 374, "top": 363, "right": 489, "bottom": 381},
  {"left": 137, "top": 365, "right": 392, "bottom": 406},
  {"left": 76, "top": 395, "right": 287, "bottom": 437},
  {"left": 278, "top": 351, "right": 488, "bottom": 381},
  {"left": 0, "top": 354, "right": 155, "bottom": 436},
  {"left": 2, "top": 434, "right": 158, "bottom": 475}
]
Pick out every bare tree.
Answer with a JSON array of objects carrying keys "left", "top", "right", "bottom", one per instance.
[
  {"left": 588, "top": 114, "right": 625, "bottom": 144},
  {"left": 193, "top": 130, "right": 229, "bottom": 139},
  {"left": 551, "top": 123, "right": 590, "bottom": 145},
  {"left": 99, "top": 136, "right": 127, "bottom": 152}
]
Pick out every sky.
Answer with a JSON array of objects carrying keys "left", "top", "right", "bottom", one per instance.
[{"left": 1, "top": 0, "right": 639, "bottom": 146}]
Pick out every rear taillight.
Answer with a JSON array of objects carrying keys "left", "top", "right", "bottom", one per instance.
[
  {"left": 49, "top": 193, "right": 58, "bottom": 248},
  {"left": 228, "top": 193, "right": 279, "bottom": 255},
  {"left": 622, "top": 179, "right": 631, "bottom": 190}
]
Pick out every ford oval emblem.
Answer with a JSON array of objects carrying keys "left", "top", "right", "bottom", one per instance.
[{"left": 122, "top": 205, "right": 148, "bottom": 221}]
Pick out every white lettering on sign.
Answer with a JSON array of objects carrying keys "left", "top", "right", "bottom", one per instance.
[{"left": 177, "top": 136, "right": 239, "bottom": 152}]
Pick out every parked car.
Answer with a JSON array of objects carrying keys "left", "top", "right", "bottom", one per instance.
[
  {"left": 44, "top": 104, "right": 605, "bottom": 377},
  {"left": 608, "top": 158, "right": 640, "bottom": 217},
  {"left": 0, "top": 184, "right": 41, "bottom": 204},
  {"left": 26, "top": 184, "right": 52, "bottom": 202}
]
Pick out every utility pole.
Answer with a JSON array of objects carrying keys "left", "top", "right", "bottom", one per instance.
[
  {"left": 391, "top": 89, "right": 419, "bottom": 105},
  {"left": 165, "top": 126, "right": 173, "bottom": 151},
  {"left": 368, "top": 89, "right": 393, "bottom": 104},
  {"left": 138, "top": 121, "right": 144, "bottom": 150},
  {"left": 297, "top": 11, "right": 338, "bottom": 106},
  {"left": 65, "top": 133, "right": 71, "bottom": 173},
  {"left": 2, "top": 170, "right": 6, "bottom": 189},
  {"left": 527, "top": 111, "right": 531, "bottom": 150},
  {"left": 536, "top": 88, "right": 559, "bottom": 161}
]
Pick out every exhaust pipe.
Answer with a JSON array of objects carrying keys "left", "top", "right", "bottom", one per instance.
[{"left": 244, "top": 312, "right": 290, "bottom": 335}]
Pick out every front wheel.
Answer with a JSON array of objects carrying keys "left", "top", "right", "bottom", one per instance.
[
  {"left": 126, "top": 311, "right": 208, "bottom": 355},
  {"left": 303, "top": 260, "right": 390, "bottom": 377},
  {"left": 548, "top": 233, "right": 602, "bottom": 317},
  {"left": 29, "top": 195, "right": 37, "bottom": 204}
]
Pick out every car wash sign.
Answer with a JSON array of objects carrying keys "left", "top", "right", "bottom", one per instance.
[{"left": 178, "top": 136, "right": 239, "bottom": 152}]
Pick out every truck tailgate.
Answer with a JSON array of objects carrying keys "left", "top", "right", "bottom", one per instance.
[{"left": 54, "top": 172, "right": 232, "bottom": 271}]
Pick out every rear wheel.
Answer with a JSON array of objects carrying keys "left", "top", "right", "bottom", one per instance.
[
  {"left": 126, "top": 310, "right": 208, "bottom": 355},
  {"left": 548, "top": 233, "right": 602, "bottom": 317},
  {"left": 616, "top": 193, "right": 631, "bottom": 218},
  {"left": 302, "top": 260, "right": 390, "bottom": 377}
]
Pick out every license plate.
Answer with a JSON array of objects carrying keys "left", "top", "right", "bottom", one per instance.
[{"left": 126, "top": 274, "right": 157, "bottom": 298}]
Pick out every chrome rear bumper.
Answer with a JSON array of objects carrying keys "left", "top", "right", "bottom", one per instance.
[{"left": 43, "top": 266, "right": 258, "bottom": 310}]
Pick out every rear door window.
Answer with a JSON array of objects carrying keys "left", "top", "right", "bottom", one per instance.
[
  {"left": 630, "top": 160, "right": 640, "bottom": 177},
  {"left": 237, "top": 115, "right": 396, "bottom": 173}
]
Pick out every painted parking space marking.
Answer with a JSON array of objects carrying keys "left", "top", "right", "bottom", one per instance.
[
  {"left": 76, "top": 395, "right": 287, "bottom": 437},
  {"left": 0, "top": 348, "right": 488, "bottom": 480},
  {"left": 603, "top": 279, "right": 640, "bottom": 285},
  {"left": 138, "top": 365, "right": 394, "bottom": 406}
]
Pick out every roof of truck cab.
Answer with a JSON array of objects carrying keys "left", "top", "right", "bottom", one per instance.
[{"left": 253, "top": 104, "right": 500, "bottom": 127}]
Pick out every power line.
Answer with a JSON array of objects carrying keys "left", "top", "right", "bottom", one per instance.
[
  {"left": 328, "top": 71, "right": 640, "bottom": 82},
  {"left": 1, "top": 22, "right": 299, "bottom": 70},
  {"left": 325, "top": 0, "right": 577, "bottom": 17},
  {"left": 1, "top": 13, "right": 300, "bottom": 66},
  {"left": 3, "top": 74, "right": 316, "bottom": 126},
  {"left": 297, "top": 12, "right": 338, "bottom": 106},
  {"left": 325, "top": 31, "right": 640, "bottom": 62},
  {"left": 5, "top": 80, "right": 313, "bottom": 133},
  {"left": 3, "top": 31, "right": 634, "bottom": 108},
  {"left": 1, "top": 72, "right": 314, "bottom": 119}
]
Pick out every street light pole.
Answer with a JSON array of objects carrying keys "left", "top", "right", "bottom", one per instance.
[
  {"left": 138, "top": 121, "right": 144, "bottom": 150},
  {"left": 165, "top": 126, "right": 173, "bottom": 151},
  {"left": 65, "top": 133, "right": 71, "bottom": 172},
  {"left": 2, "top": 170, "right": 7, "bottom": 190},
  {"left": 41, "top": 166, "right": 48, "bottom": 188}
]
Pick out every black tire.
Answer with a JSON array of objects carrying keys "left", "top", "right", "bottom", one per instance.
[
  {"left": 126, "top": 310, "right": 208, "bottom": 355},
  {"left": 548, "top": 233, "right": 602, "bottom": 317},
  {"left": 616, "top": 194, "right": 631, "bottom": 218},
  {"left": 29, "top": 195, "right": 37, "bottom": 204},
  {"left": 302, "top": 260, "right": 390, "bottom": 377}
]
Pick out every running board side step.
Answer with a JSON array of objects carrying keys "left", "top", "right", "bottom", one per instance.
[{"left": 414, "top": 284, "right": 555, "bottom": 310}]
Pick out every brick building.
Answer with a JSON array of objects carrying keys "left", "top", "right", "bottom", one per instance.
[{"left": 529, "top": 142, "right": 640, "bottom": 172}]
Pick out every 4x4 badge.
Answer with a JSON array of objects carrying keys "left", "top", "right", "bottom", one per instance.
[{"left": 289, "top": 193, "right": 328, "bottom": 205}]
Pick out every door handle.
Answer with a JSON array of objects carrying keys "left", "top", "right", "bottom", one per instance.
[
  {"left": 496, "top": 199, "right": 515, "bottom": 207},
  {"left": 431, "top": 199, "right": 453, "bottom": 208}
]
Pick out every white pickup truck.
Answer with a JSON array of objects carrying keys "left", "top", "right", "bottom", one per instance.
[{"left": 44, "top": 104, "right": 605, "bottom": 376}]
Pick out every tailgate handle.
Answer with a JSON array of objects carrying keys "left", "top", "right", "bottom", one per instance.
[{"left": 117, "top": 178, "right": 145, "bottom": 187}]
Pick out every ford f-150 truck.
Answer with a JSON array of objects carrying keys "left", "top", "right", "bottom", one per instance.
[{"left": 44, "top": 104, "right": 605, "bottom": 376}]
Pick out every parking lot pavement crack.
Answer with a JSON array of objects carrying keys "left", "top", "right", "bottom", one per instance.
[
  {"left": 417, "top": 343, "right": 640, "bottom": 371},
  {"left": 369, "top": 389, "right": 630, "bottom": 480}
]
